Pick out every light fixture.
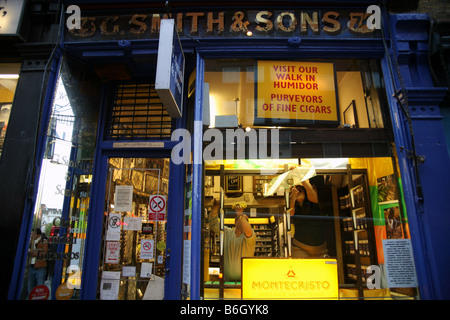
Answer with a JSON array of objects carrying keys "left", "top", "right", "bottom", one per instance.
[
  {"left": 246, "top": 30, "right": 253, "bottom": 37},
  {"left": 0, "top": 74, "right": 19, "bottom": 79}
]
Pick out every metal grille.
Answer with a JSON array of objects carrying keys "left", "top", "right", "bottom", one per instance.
[{"left": 104, "top": 83, "right": 174, "bottom": 140}]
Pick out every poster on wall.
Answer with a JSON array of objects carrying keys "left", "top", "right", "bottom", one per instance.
[
  {"left": 382, "top": 239, "right": 418, "bottom": 288},
  {"left": 255, "top": 60, "right": 339, "bottom": 126},
  {"left": 377, "top": 174, "right": 399, "bottom": 202}
]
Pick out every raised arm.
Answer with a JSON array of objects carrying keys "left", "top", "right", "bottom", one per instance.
[
  {"left": 235, "top": 214, "right": 254, "bottom": 238},
  {"left": 302, "top": 180, "right": 318, "bottom": 203},
  {"left": 208, "top": 199, "right": 220, "bottom": 233}
]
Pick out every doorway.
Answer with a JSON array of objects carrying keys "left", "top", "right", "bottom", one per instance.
[{"left": 96, "top": 157, "right": 171, "bottom": 300}]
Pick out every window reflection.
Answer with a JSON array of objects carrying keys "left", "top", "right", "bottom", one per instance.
[{"left": 21, "top": 57, "right": 100, "bottom": 300}]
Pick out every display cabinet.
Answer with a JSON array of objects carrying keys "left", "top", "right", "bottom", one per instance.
[
  {"left": 210, "top": 217, "right": 279, "bottom": 262},
  {"left": 338, "top": 167, "right": 377, "bottom": 298}
]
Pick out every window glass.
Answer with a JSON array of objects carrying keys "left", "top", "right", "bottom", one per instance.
[
  {"left": 201, "top": 58, "right": 419, "bottom": 300},
  {"left": 21, "top": 57, "right": 100, "bottom": 300},
  {"left": 97, "top": 158, "right": 170, "bottom": 300},
  {"left": 202, "top": 158, "right": 420, "bottom": 300},
  {"left": 204, "top": 59, "right": 386, "bottom": 129}
]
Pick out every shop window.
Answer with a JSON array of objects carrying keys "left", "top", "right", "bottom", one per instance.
[
  {"left": 204, "top": 59, "right": 386, "bottom": 129},
  {"left": 0, "top": 63, "right": 20, "bottom": 158},
  {"left": 104, "top": 82, "right": 174, "bottom": 140},
  {"left": 20, "top": 57, "right": 100, "bottom": 300},
  {"left": 201, "top": 158, "right": 420, "bottom": 300}
]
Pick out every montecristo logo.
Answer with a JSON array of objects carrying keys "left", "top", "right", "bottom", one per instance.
[
  {"left": 251, "top": 266, "right": 332, "bottom": 292},
  {"left": 242, "top": 259, "right": 338, "bottom": 299},
  {"left": 286, "top": 268, "right": 296, "bottom": 278}
]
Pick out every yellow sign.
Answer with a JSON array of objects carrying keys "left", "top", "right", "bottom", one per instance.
[
  {"left": 256, "top": 61, "right": 338, "bottom": 122},
  {"left": 242, "top": 258, "right": 339, "bottom": 300}
]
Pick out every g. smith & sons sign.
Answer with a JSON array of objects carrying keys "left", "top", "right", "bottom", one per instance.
[{"left": 65, "top": 7, "right": 381, "bottom": 41}]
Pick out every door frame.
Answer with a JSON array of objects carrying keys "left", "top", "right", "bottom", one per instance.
[{"left": 80, "top": 147, "right": 185, "bottom": 300}]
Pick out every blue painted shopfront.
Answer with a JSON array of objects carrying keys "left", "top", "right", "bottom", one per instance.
[{"left": 8, "top": 0, "right": 450, "bottom": 300}]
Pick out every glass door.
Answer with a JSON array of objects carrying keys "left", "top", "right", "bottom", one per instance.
[{"left": 97, "top": 157, "right": 170, "bottom": 300}]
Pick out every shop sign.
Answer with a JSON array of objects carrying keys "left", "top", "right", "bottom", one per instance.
[
  {"left": 255, "top": 61, "right": 339, "bottom": 125},
  {"left": 0, "top": 0, "right": 25, "bottom": 37},
  {"left": 65, "top": 7, "right": 381, "bottom": 41},
  {"left": 241, "top": 258, "right": 339, "bottom": 299},
  {"left": 155, "top": 19, "right": 185, "bottom": 118}
]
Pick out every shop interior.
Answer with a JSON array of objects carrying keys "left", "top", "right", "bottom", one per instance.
[
  {"left": 201, "top": 157, "right": 415, "bottom": 300},
  {"left": 199, "top": 58, "right": 417, "bottom": 300}
]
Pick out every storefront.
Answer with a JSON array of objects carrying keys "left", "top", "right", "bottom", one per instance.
[{"left": 6, "top": 0, "right": 450, "bottom": 301}]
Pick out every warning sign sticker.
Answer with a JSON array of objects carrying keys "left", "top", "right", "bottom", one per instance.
[{"left": 149, "top": 195, "right": 167, "bottom": 221}]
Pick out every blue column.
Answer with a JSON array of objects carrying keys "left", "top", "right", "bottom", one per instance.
[
  {"left": 190, "top": 54, "right": 204, "bottom": 300},
  {"left": 387, "top": 13, "right": 450, "bottom": 300}
]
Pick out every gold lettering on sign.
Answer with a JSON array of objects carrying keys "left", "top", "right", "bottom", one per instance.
[
  {"left": 186, "top": 12, "right": 204, "bottom": 34},
  {"left": 176, "top": 12, "right": 183, "bottom": 32},
  {"left": 66, "top": 10, "right": 378, "bottom": 39},
  {"left": 322, "top": 11, "right": 341, "bottom": 35},
  {"left": 277, "top": 12, "right": 296, "bottom": 32},
  {"left": 151, "top": 14, "right": 169, "bottom": 34},
  {"left": 129, "top": 14, "right": 147, "bottom": 34},
  {"left": 300, "top": 12, "right": 319, "bottom": 34},
  {"left": 348, "top": 12, "right": 375, "bottom": 34},
  {"left": 207, "top": 12, "right": 224, "bottom": 34},
  {"left": 69, "top": 17, "right": 96, "bottom": 37},
  {"left": 255, "top": 11, "right": 273, "bottom": 33},
  {"left": 231, "top": 11, "right": 249, "bottom": 33},
  {"left": 100, "top": 16, "right": 119, "bottom": 36}
]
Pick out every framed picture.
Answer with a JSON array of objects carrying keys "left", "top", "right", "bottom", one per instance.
[
  {"left": 343, "top": 100, "right": 358, "bottom": 128},
  {"left": 225, "top": 175, "right": 242, "bottom": 193},
  {"left": 382, "top": 204, "right": 403, "bottom": 239}
]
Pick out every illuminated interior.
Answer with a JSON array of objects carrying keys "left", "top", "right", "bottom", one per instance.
[
  {"left": 201, "top": 58, "right": 417, "bottom": 300},
  {"left": 204, "top": 59, "right": 384, "bottom": 129},
  {"left": 0, "top": 63, "right": 20, "bottom": 158}
]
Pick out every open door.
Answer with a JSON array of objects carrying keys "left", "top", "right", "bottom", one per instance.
[{"left": 97, "top": 157, "right": 170, "bottom": 300}]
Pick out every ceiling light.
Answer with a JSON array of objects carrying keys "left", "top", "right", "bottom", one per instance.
[{"left": 0, "top": 74, "right": 19, "bottom": 79}]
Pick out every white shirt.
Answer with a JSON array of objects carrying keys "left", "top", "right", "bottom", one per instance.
[{"left": 209, "top": 216, "right": 256, "bottom": 282}]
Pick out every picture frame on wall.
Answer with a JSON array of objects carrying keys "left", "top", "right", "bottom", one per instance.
[
  {"left": 225, "top": 175, "right": 243, "bottom": 193},
  {"left": 343, "top": 100, "right": 358, "bottom": 128}
]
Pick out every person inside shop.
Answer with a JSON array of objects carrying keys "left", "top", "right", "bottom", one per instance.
[
  {"left": 209, "top": 199, "right": 256, "bottom": 282},
  {"left": 289, "top": 180, "right": 329, "bottom": 258},
  {"left": 27, "top": 228, "right": 48, "bottom": 297}
]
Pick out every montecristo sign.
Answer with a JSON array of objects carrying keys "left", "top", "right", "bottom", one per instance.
[{"left": 241, "top": 258, "right": 339, "bottom": 300}]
